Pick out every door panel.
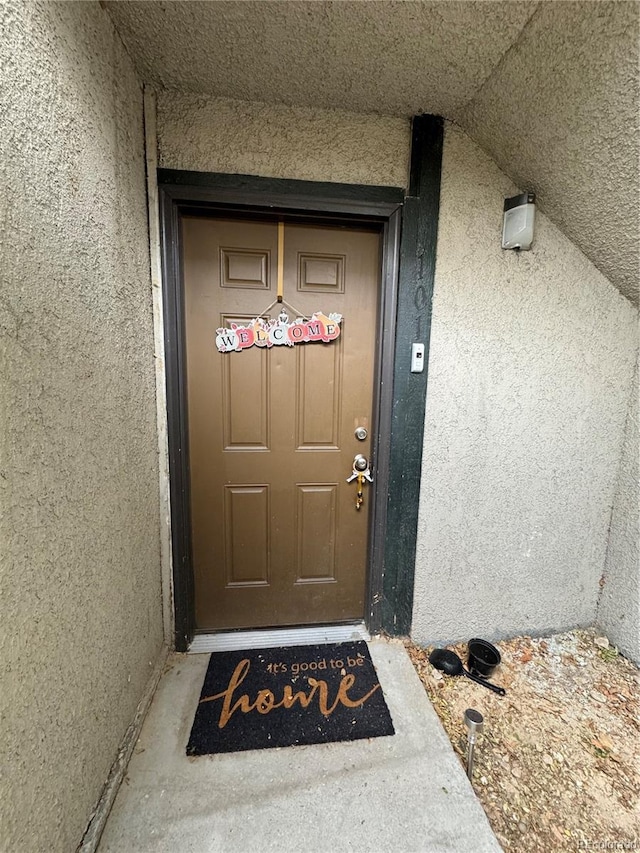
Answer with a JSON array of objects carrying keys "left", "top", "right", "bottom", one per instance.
[
  {"left": 296, "top": 343, "right": 342, "bottom": 448},
  {"left": 220, "top": 320, "right": 270, "bottom": 449},
  {"left": 295, "top": 484, "right": 338, "bottom": 582},
  {"left": 182, "top": 216, "right": 380, "bottom": 630},
  {"left": 224, "top": 485, "right": 270, "bottom": 587}
]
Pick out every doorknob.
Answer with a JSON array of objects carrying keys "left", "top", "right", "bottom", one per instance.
[
  {"left": 346, "top": 455, "right": 373, "bottom": 482},
  {"left": 353, "top": 454, "right": 368, "bottom": 472},
  {"left": 347, "top": 454, "right": 374, "bottom": 511}
]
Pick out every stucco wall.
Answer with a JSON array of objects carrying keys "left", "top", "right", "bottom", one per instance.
[
  {"left": 157, "top": 91, "right": 410, "bottom": 186},
  {"left": 411, "top": 124, "right": 638, "bottom": 646},
  {"left": 0, "top": 3, "right": 163, "bottom": 851},
  {"left": 597, "top": 351, "right": 640, "bottom": 664},
  {"left": 460, "top": 1, "right": 639, "bottom": 307}
]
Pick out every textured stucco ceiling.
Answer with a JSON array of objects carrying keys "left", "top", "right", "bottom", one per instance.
[
  {"left": 105, "top": 0, "right": 639, "bottom": 305},
  {"left": 104, "top": 1, "right": 538, "bottom": 116}
]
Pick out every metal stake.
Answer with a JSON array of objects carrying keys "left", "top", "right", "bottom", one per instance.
[{"left": 464, "top": 708, "right": 484, "bottom": 781}]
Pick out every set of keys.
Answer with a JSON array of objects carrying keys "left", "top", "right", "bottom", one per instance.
[{"left": 346, "top": 455, "right": 373, "bottom": 511}]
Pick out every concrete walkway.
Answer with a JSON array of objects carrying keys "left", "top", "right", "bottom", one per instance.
[{"left": 98, "top": 639, "right": 501, "bottom": 853}]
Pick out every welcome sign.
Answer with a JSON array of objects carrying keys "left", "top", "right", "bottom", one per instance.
[
  {"left": 186, "top": 642, "right": 395, "bottom": 755},
  {"left": 215, "top": 310, "right": 342, "bottom": 353}
]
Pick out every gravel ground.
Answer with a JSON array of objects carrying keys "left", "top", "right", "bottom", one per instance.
[{"left": 406, "top": 629, "right": 640, "bottom": 852}]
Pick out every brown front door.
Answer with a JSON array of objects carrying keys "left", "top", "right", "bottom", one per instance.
[{"left": 182, "top": 216, "right": 381, "bottom": 631}]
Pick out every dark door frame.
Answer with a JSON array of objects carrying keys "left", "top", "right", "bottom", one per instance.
[{"left": 158, "top": 115, "right": 443, "bottom": 651}]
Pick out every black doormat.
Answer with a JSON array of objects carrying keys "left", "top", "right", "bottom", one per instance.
[{"left": 186, "top": 641, "right": 395, "bottom": 756}]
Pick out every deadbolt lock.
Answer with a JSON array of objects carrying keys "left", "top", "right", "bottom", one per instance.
[{"left": 354, "top": 426, "right": 368, "bottom": 441}]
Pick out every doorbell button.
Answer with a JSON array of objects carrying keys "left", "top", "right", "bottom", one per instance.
[{"left": 411, "top": 343, "right": 425, "bottom": 373}]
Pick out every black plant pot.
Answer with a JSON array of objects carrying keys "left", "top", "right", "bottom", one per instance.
[{"left": 468, "top": 638, "right": 501, "bottom": 679}]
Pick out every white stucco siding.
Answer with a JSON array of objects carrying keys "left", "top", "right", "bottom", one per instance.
[
  {"left": 157, "top": 91, "right": 411, "bottom": 187},
  {"left": 461, "top": 1, "right": 639, "bottom": 306},
  {"left": 598, "top": 351, "right": 640, "bottom": 664},
  {"left": 411, "top": 123, "right": 638, "bottom": 646},
  {"left": 0, "top": 3, "right": 163, "bottom": 851}
]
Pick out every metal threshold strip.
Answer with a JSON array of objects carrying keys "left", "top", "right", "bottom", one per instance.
[{"left": 188, "top": 622, "right": 370, "bottom": 654}]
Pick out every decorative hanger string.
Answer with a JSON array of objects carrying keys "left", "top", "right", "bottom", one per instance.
[
  {"left": 257, "top": 221, "right": 309, "bottom": 321},
  {"left": 277, "top": 219, "right": 284, "bottom": 303}
]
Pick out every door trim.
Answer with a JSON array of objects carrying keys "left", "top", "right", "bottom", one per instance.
[
  {"left": 159, "top": 115, "right": 443, "bottom": 651},
  {"left": 381, "top": 115, "right": 445, "bottom": 634},
  {"left": 159, "top": 177, "right": 402, "bottom": 651}
]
